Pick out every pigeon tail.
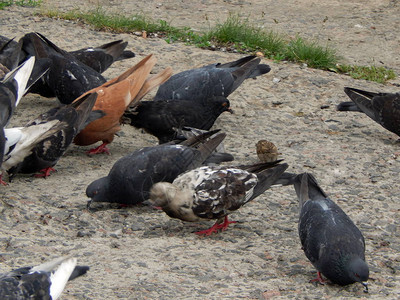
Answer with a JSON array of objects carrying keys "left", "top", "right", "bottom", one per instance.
[
  {"left": 2, "top": 56, "right": 35, "bottom": 107},
  {"left": 343, "top": 87, "right": 377, "bottom": 121},
  {"left": 293, "top": 173, "right": 328, "bottom": 211},
  {"left": 249, "top": 162, "right": 288, "bottom": 202},
  {"left": 131, "top": 66, "right": 173, "bottom": 103},
  {"left": 69, "top": 93, "right": 99, "bottom": 132}
]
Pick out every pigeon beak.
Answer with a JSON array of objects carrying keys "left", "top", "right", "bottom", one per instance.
[
  {"left": 361, "top": 282, "right": 368, "bottom": 293},
  {"left": 227, "top": 108, "right": 234, "bottom": 114}
]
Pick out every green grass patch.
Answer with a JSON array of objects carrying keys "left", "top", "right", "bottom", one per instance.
[
  {"left": 285, "top": 37, "right": 338, "bottom": 69},
  {"left": 0, "top": 0, "right": 41, "bottom": 9},
  {"left": 333, "top": 64, "right": 396, "bottom": 84},
  {"left": 38, "top": 8, "right": 396, "bottom": 83}
]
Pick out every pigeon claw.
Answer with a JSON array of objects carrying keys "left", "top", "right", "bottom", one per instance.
[
  {"left": 195, "top": 216, "right": 237, "bottom": 236},
  {"left": 310, "top": 271, "right": 326, "bottom": 285},
  {"left": 0, "top": 175, "right": 8, "bottom": 186},
  {"left": 87, "top": 143, "right": 110, "bottom": 155},
  {"left": 34, "top": 167, "right": 56, "bottom": 178}
]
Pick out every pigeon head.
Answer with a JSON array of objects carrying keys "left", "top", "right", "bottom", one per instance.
[
  {"left": 149, "top": 182, "right": 176, "bottom": 208},
  {"left": 86, "top": 177, "right": 109, "bottom": 206},
  {"left": 346, "top": 256, "right": 369, "bottom": 292},
  {"left": 208, "top": 97, "right": 233, "bottom": 114}
]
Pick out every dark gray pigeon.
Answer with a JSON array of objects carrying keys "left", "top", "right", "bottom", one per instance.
[
  {"left": 149, "top": 161, "right": 288, "bottom": 235},
  {"left": 20, "top": 32, "right": 107, "bottom": 104},
  {"left": 153, "top": 55, "right": 271, "bottom": 105},
  {"left": 294, "top": 173, "right": 369, "bottom": 291},
  {"left": 123, "top": 96, "right": 233, "bottom": 143},
  {"left": 337, "top": 87, "right": 400, "bottom": 137},
  {"left": 86, "top": 130, "right": 230, "bottom": 207},
  {"left": 0, "top": 256, "right": 89, "bottom": 300}
]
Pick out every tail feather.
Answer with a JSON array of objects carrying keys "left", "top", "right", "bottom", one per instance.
[
  {"left": 2, "top": 56, "right": 36, "bottom": 107},
  {"left": 103, "top": 54, "right": 156, "bottom": 87},
  {"left": 293, "top": 173, "right": 328, "bottom": 209},
  {"left": 131, "top": 66, "right": 173, "bottom": 104},
  {"left": 343, "top": 87, "right": 377, "bottom": 121},
  {"left": 195, "top": 132, "right": 227, "bottom": 166},
  {"left": 49, "top": 257, "right": 77, "bottom": 300},
  {"left": 250, "top": 163, "right": 289, "bottom": 201},
  {"left": 230, "top": 58, "right": 262, "bottom": 93}
]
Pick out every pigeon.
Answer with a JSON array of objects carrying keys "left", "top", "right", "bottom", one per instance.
[
  {"left": 74, "top": 54, "right": 172, "bottom": 154},
  {"left": 0, "top": 56, "right": 36, "bottom": 170},
  {"left": 69, "top": 39, "right": 135, "bottom": 73},
  {"left": 1, "top": 34, "right": 135, "bottom": 73},
  {"left": 294, "top": 172, "right": 369, "bottom": 291},
  {"left": 337, "top": 87, "right": 400, "bottom": 137},
  {"left": 154, "top": 55, "right": 271, "bottom": 105},
  {"left": 123, "top": 96, "right": 233, "bottom": 143},
  {"left": 0, "top": 256, "right": 89, "bottom": 300},
  {"left": 5, "top": 92, "right": 102, "bottom": 179},
  {"left": 20, "top": 32, "right": 107, "bottom": 104},
  {"left": 149, "top": 161, "right": 288, "bottom": 235},
  {"left": 86, "top": 130, "right": 229, "bottom": 207},
  {"left": 256, "top": 140, "right": 281, "bottom": 162},
  {"left": 1, "top": 119, "right": 68, "bottom": 184}
]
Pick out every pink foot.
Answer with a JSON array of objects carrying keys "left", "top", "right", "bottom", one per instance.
[
  {"left": 0, "top": 175, "right": 8, "bottom": 186},
  {"left": 34, "top": 167, "right": 56, "bottom": 178},
  {"left": 195, "top": 216, "right": 237, "bottom": 236},
  {"left": 310, "top": 271, "right": 326, "bottom": 285},
  {"left": 87, "top": 143, "right": 110, "bottom": 155}
]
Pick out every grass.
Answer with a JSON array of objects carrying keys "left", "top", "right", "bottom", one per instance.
[
  {"left": 11, "top": 6, "right": 397, "bottom": 83},
  {"left": 333, "top": 64, "right": 396, "bottom": 84},
  {"left": 0, "top": 0, "right": 41, "bottom": 9}
]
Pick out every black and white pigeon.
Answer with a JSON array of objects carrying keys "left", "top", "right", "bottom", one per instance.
[
  {"left": 86, "top": 130, "right": 230, "bottom": 207},
  {"left": 294, "top": 173, "right": 369, "bottom": 291},
  {"left": 20, "top": 32, "right": 107, "bottom": 104},
  {"left": 5, "top": 92, "right": 103, "bottom": 179},
  {"left": 0, "top": 56, "right": 36, "bottom": 169},
  {"left": 337, "top": 87, "right": 400, "bottom": 137},
  {"left": 123, "top": 96, "right": 233, "bottom": 143},
  {"left": 0, "top": 256, "right": 89, "bottom": 300},
  {"left": 1, "top": 118, "right": 68, "bottom": 184},
  {"left": 149, "top": 161, "right": 288, "bottom": 235},
  {"left": 153, "top": 55, "right": 271, "bottom": 105}
]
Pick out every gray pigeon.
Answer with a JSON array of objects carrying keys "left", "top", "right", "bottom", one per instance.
[
  {"left": 149, "top": 161, "right": 288, "bottom": 235},
  {"left": 337, "top": 87, "right": 400, "bottom": 137},
  {"left": 153, "top": 55, "right": 270, "bottom": 105},
  {"left": 294, "top": 173, "right": 369, "bottom": 291},
  {"left": 0, "top": 256, "right": 89, "bottom": 300}
]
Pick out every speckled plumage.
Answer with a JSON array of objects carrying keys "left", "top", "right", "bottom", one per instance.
[{"left": 150, "top": 161, "right": 288, "bottom": 233}]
